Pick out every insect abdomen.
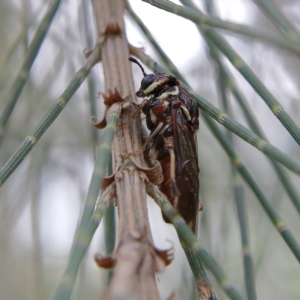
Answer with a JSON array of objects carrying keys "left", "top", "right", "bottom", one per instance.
[{"left": 144, "top": 88, "right": 200, "bottom": 232}]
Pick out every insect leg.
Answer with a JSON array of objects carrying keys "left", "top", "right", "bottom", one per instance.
[
  {"left": 118, "top": 98, "right": 149, "bottom": 128},
  {"left": 142, "top": 121, "right": 164, "bottom": 148}
]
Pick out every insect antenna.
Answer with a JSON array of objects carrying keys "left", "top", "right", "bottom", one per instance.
[{"left": 129, "top": 57, "right": 147, "bottom": 76}]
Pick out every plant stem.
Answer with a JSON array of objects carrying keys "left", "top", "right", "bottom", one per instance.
[
  {"left": 147, "top": 182, "right": 245, "bottom": 300},
  {"left": 197, "top": 0, "right": 300, "bottom": 215},
  {"left": 204, "top": 13, "right": 257, "bottom": 295},
  {"left": 202, "top": 114, "right": 300, "bottom": 264},
  {"left": 91, "top": 0, "right": 167, "bottom": 298},
  {"left": 234, "top": 182, "right": 257, "bottom": 300},
  {"left": 0, "top": 45, "right": 101, "bottom": 187},
  {"left": 253, "top": 0, "right": 300, "bottom": 40},
  {"left": 226, "top": 66, "right": 300, "bottom": 215},
  {"left": 142, "top": 0, "right": 300, "bottom": 53},
  {"left": 126, "top": 2, "right": 187, "bottom": 84},
  {"left": 52, "top": 105, "right": 120, "bottom": 300},
  {"left": 104, "top": 160, "right": 115, "bottom": 283},
  {"left": 0, "top": 0, "right": 62, "bottom": 146},
  {"left": 81, "top": 0, "right": 99, "bottom": 150}
]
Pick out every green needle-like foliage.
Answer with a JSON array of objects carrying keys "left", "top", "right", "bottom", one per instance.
[
  {"left": 0, "top": 66, "right": 91, "bottom": 187},
  {"left": 0, "top": 0, "right": 62, "bottom": 146},
  {"left": 203, "top": 115, "right": 300, "bottom": 264},
  {"left": 146, "top": 182, "right": 245, "bottom": 300},
  {"left": 143, "top": 0, "right": 300, "bottom": 147},
  {"left": 253, "top": 0, "right": 300, "bottom": 40},
  {"left": 234, "top": 182, "right": 257, "bottom": 300},
  {"left": 141, "top": 0, "right": 300, "bottom": 54},
  {"left": 126, "top": 3, "right": 186, "bottom": 83},
  {"left": 81, "top": 0, "right": 99, "bottom": 149},
  {"left": 104, "top": 161, "right": 115, "bottom": 283},
  {"left": 52, "top": 105, "right": 120, "bottom": 300},
  {"left": 226, "top": 67, "right": 300, "bottom": 214},
  {"left": 194, "top": 0, "right": 300, "bottom": 215},
  {"left": 203, "top": 8, "right": 257, "bottom": 294}
]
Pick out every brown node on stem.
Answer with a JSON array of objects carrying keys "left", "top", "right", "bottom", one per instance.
[
  {"left": 102, "top": 88, "right": 123, "bottom": 106},
  {"left": 101, "top": 160, "right": 163, "bottom": 190},
  {"left": 104, "top": 22, "right": 122, "bottom": 36},
  {"left": 94, "top": 253, "right": 116, "bottom": 269},
  {"left": 91, "top": 88, "right": 123, "bottom": 129},
  {"left": 94, "top": 233, "right": 174, "bottom": 271},
  {"left": 197, "top": 279, "right": 217, "bottom": 300}
]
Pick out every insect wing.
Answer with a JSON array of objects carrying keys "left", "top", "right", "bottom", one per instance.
[{"left": 173, "top": 107, "right": 200, "bottom": 232}]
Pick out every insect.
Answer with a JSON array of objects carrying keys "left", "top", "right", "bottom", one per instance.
[{"left": 129, "top": 57, "right": 200, "bottom": 233}]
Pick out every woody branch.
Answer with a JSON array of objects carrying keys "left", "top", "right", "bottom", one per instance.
[{"left": 91, "top": 0, "right": 171, "bottom": 299}]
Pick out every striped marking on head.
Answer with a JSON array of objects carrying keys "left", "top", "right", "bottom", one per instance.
[
  {"left": 143, "top": 77, "right": 168, "bottom": 95},
  {"left": 157, "top": 86, "right": 179, "bottom": 99}
]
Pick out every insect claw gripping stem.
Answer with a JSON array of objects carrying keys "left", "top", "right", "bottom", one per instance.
[{"left": 116, "top": 101, "right": 142, "bottom": 128}]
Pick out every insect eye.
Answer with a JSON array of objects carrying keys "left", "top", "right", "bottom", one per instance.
[{"left": 141, "top": 74, "right": 155, "bottom": 90}]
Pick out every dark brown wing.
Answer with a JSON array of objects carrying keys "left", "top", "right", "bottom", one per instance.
[{"left": 173, "top": 104, "right": 200, "bottom": 233}]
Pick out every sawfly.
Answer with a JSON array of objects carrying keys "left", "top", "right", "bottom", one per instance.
[{"left": 129, "top": 57, "right": 200, "bottom": 233}]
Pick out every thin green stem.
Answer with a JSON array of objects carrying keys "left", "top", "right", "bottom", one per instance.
[
  {"left": 52, "top": 106, "right": 120, "bottom": 300},
  {"left": 0, "top": 66, "right": 90, "bottom": 187},
  {"left": 133, "top": 51, "right": 300, "bottom": 176},
  {"left": 253, "top": 0, "right": 300, "bottom": 40},
  {"left": 0, "top": 31, "right": 26, "bottom": 89},
  {"left": 104, "top": 159, "right": 115, "bottom": 283},
  {"left": 229, "top": 78, "right": 300, "bottom": 215},
  {"left": 234, "top": 181, "right": 257, "bottom": 300},
  {"left": 204, "top": 11, "right": 257, "bottom": 295},
  {"left": 142, "top": 0, "right": 300, "bottom": 53},
  {"left": 0, "top": 0, "right": 62, "bottom": 146},
  {"left": 126, "top": 2, "right": 187, "bottom": 84},
  {"left": 144, "top": 0, "right": 300, "bottom": 147},
  {"left": 193, "top": 7, "right": 300, "bottom": 215},
  {"left": 189, "top": 0, "right": 300, "bottom": 215},
  {"left": 202, "top": 114, "right": 300, "bottom": 264},
  {"left": 146, "top": 183, "right": 245, "bottom": 300},
  {"left": 81, "top": 0, "right": 99, "bottom": 150}
]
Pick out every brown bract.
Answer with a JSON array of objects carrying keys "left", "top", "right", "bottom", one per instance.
[{"left": 91, "top": 89, "right": 123, "bottom": 129}]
